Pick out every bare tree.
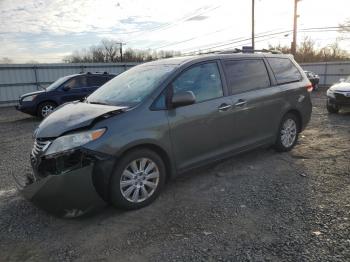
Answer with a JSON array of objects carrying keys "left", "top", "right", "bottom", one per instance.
[
  {"left": 268, "top": 37, "right": 349, "bottom": 63},
  {"left": 101, "top": 39, "right": 120, "bottom": 62},
  {"left": 339, "top": 18, "right": 350, "bottom": 33},
  {"left": 63, "top": 39, "right": 181, "bottom": 63}
]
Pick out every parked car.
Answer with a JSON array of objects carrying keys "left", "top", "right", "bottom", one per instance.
[
  {"left": 326, "top": 77, "right": 350, "bottom": 113},
  {"left": 15, "top": 72, "right": 116, "bottom": 118},
  {"left": 304, "top": 70, "right": 319, "bottom": 91},
  {"left": 14, "top": 52, "right": 312, "bottom": 217}
]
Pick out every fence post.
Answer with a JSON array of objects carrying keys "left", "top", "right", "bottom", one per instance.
[
  {"left": 323, "top": 62, "right": 328, "bottom": 86},
  {"left": 33, "top": 65, "right": 39, "bottom": 90}
]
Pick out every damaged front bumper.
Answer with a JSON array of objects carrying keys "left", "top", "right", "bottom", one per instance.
[{"left": 13, "top": 148, "right": 115, "bottom": 218}]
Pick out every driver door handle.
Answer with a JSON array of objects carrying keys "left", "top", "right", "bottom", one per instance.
[
  {"left": 218, "top": 103, "right": 232, "bottom": 112},
  {"left": 235, "top": 99, "right": 247, "bottom": 107}
]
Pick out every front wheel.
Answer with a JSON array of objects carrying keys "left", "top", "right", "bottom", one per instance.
[
  {"left": 274, "top": 113, "right": 299, "bottom": 152},
  {"left": 326, "top": 101, "right": 339, "bottom": 114},
  {"left": 37, "top": 101, "right": 56, "bottom": 118},
  {"left": 109, "top": 149, "right": 166, "bottom": 210}
]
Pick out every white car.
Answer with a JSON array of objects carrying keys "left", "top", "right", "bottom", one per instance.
[{"left": 326, "top": 77, "right": 350, "bottom": 113}]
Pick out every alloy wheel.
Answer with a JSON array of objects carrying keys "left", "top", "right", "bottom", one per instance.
[
  {"left": 41, "top": 105, "right": 54, "bottom": 117},
  {"left": 280, "top": 118, "right": 297, "bottom": 148},
  {"left": 120, "top": 158, "right": 160, "bottom": 203}
]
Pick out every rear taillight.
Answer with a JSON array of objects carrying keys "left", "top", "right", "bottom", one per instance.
[{"left": 306, "top": 83, "right": 313, "bottom": 92}]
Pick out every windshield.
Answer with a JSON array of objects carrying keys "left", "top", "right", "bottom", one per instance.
[
  {"left": 87, "top": 64, "right": 175, "bottom": 106},
  {"left": 45, "top": 75, "right": 72, "bottom": 91}
]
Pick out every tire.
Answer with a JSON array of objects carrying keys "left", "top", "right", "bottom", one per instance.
[
  {"left": 274, "top": 113, "right": 299, "bottom": 152},
  {"left": 37, "top": 101, "right": 57, "bottom": 118},
  {"left": 109, "top": 149, "right": 166, "bottom": 210},
  {"left": 326, "top": 101, "right": 339, "bottom": 114}
]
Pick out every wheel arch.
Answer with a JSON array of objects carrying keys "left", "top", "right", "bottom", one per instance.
[
  {"left": 117, "top": 143, "right": 175, "bottom": 182},
  {"left": 284, "top": 109, "right": 302, "bottom": 132},
  {"left": 36, "top": 100, "right": 58, "bottom": 113}
]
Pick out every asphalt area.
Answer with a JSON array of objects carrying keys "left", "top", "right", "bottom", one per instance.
[{"left": 0, "top": 87, "right": 349, "bottom": 262}]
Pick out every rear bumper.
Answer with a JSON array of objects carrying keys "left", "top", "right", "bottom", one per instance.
[{"left": 298, "top": 93, "right": 312, "bottom": 132}]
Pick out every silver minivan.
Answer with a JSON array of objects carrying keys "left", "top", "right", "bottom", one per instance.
[{"left": 15, "top": 52, "right": 312, "bottom": 217}]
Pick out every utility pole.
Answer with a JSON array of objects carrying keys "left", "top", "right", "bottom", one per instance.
[
  {"left": 252, "top": 0, "right": 255, "bottom": 50},
  {"left": 116, "top": 42, "right": 126, "bottom": 62},
  {"left": 291, "top": 0, "right": 299, "bottom": 55}
]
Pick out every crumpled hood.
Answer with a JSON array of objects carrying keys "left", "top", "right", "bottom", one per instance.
[
  {"left": 329, "top": 82, "right": 350, "bottom": 92},
  {"left": 35, "top": 102, "right": 127, "bottom": 138}
]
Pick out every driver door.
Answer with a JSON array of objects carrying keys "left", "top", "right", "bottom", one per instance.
[
  {"left": 60, "top": 76, "right": 88, "bottom": 103},
  {"left": 167, "top": 61, "right": 233, "bottom": 171}
]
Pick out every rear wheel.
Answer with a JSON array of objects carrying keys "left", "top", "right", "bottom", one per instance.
[
  {"left": 37, "top": 101, "right": 57, "bottom": 118},
  {"left": 274, "top": 113, "right": 299, "bottom": 152},
  {"left": 110, "top": 149, "right": 166, "bottom": 210},
  {"left": 326, "top": 101, "right": 339, "bottom": 114}
]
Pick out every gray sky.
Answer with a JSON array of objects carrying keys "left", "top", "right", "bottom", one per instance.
[{"left": 0, "top": 0, "right": 349, "bottom": 63}]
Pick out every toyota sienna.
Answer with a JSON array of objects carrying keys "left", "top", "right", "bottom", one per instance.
[{"left": 14, "top": 52, "right": 312, "bottom": 217}]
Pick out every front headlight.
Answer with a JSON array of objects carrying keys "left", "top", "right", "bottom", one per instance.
[
  {"left": 44, "top": 128, "right": 106, "bottom": 157},
  {"left": 327, "top": 89, "right": 335, "bottom": 98},
  {"left": 22, "top": 95, "right": 37, "bottom": 102}
]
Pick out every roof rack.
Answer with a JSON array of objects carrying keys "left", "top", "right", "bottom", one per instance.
[
  {"left": 217, "top": 48, "right": 282, "bottom": 54},
  {"left": 199, "top": 48, "right": 283, "bottom": 55},
  {"left": 78, "top": 71, "right": 110, "bottom": 75},
  {"left": 94, "top": 71, "right": 109, "bottom": 74}
]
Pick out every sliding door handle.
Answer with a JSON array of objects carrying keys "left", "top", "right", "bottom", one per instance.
[{"left": 235, "top": 99, "right": 247, "bottom": 107}]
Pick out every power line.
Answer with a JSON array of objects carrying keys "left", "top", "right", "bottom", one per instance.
[
  {"left": 182, "top": 30, "right": 292, "bottom": 55},
  {"left": 151, "top": 27, "right": 232, "bottom": 50},
  {"left": 178, "top": 28, "right": 284, "bottom": 54},
  {"left": 124, "top": 5, "right": 221, "bottom": 44},
  {"left": 181, "top": 26, "right": 350, "bottom": 55}
]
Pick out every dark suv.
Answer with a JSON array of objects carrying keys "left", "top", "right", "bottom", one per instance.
[
  {"left": 14, "top": 52, "right": 312, "bottom": 217},
  {"left": 16, "top": 72, "right": 115, "bottom": 118}
]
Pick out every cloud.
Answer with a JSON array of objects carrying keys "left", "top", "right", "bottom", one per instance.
[{"left": 0, "top": 0, "right": 349, "bottom": 62}]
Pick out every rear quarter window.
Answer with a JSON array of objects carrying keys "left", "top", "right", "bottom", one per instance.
[
  {"left": 267, "top": 57, "right": 302, "bottom": 84},
  {"left": 223, "top": 59, "right": 270, "bottom": 94},
  {"left": 89, "top": 76, "right": 111, "bottom": 87}
]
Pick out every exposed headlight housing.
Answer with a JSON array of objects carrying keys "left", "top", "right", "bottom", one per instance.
[
  {"left": 44, "top": 128, "right": 106, "bottom": 157},
  {"left": 327, "top": 89, "right": 335, "bottom": 98},
  {"left": 22, "top": 95, "right": 37, "bottom": 102}
]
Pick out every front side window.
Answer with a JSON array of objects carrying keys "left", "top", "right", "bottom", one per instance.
[
  {"left": 224, "top": 59, "right": 270, "bottom": 94},
  {"left": 172, "top": 62, "right": 223, "bottom": 103},
  {"left": 267, "top": 57, "right": 302, "bottom": 84},
  {"left": 46, "top": 75, "right": 72, "bottom": 91},
  {"left": 64, "top": 76, "right": 87, "bottom": 89}
]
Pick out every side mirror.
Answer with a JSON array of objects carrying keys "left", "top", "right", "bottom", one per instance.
[
  {"left": 339, "top": 78, "right": 345, "bottom": 83},
  {"left": 171, "top": 91, "right": 196, "bottom": 108},
  {"left": 62, "top": 85, "right": 71, "bottom": 91}
]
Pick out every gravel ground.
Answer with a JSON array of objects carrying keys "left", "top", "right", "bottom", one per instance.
[{"left": 0, "top": 88, "right": 349, "bottom": 262}]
